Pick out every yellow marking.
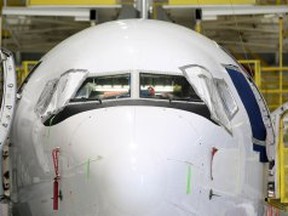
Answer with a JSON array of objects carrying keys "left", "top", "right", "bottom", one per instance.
[{"left": 28, "top": 0, "right": 118, "bottom": 5}]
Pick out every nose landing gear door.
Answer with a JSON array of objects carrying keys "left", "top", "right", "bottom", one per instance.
[{"left": 0, "top": 49, "right": 16, "bottom": 198}]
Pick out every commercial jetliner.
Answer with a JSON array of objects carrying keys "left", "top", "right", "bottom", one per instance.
[{"left": 0, "top": 19, "right": 276, "bottom": 215}]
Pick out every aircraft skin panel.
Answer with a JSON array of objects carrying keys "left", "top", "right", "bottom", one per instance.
[
  {"left": 15, "top": 20, "right": 237, "bottom": 115},
  {"left": 226, "top": 67, "right": 268, "bottom": 162},
  {"left": 12, "top": 106, "right": 264, "bottom": 215},
  {"left": 10, "top": 19, "right": 269, "bottom": 216}
]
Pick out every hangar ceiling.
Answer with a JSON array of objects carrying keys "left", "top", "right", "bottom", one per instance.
[{"left": 1, "top": 2, "right": 288, "bottom": 59}]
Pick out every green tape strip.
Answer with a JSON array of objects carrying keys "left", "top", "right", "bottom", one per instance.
[
  {"left": 49, "top": 115, "right": 56, "bottom": 126},
  {"left": 186, "top": 165, "right": 192, "bottom": 195},
  {"left": 47, "top": 115, "right": 56, "bottom": 139}
]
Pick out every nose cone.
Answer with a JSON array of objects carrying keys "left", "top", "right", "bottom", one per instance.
[
  {"left": 96, "top": 107, "right": 169, "bottom": 214},
  {"left": 102, "top": 152, "right": 164, "bottom": 214},
  {"left": 67, "top": 106, "right": 202, "bottom": 215}
]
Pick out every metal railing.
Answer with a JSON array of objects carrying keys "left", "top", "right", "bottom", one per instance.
[
  {"left": 239, "top": 60, "right": 288, "bottom": 111},
  {"left": 16, "top": 61, "right": 38, "bottom": 85}
]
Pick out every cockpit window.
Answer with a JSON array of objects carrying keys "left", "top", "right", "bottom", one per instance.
[
  {"left": 139, "top": 73, "right": 201, "bottom": 102},
  {"left": 35, "top": 69, "right": 88, "bottom": 122},
  {"left": 215, "top": 78, "right": 238, "bottom": 120},
  {"left": 42, "top": 71, "right": 214, "bottom": 126},
  {"left": 72, "top": 73, "right": 130, "bottom": 101},
  {"left": 180, "top": 65, "right": 238, "bottom": 133}
]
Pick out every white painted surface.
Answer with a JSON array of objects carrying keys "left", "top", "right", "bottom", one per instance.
[{"left": 10, "top": 19, "right": 270, "bottom": 216}]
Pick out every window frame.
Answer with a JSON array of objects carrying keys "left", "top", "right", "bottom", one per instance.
[
  {"left": 35, "top": 69, "right": 88, "bottom": 122},
  {"left": 180, "top": 64, "right": 239, "bottom": 134},
  {"left": 138, "top": 72, "right": 203, "bottom": 103},
  {"left": 71, "top": 72, "right": 132, "bottom": 103},
  {"left": 224, "top": 64, "right": 275, "bottom": 161}
]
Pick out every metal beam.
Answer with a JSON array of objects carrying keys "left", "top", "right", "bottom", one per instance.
[
  {"left": 28, "top": 0, "right": 118, "bottom": 6},
  {"left": 2, "top": 5, "right": 121, "bottom": 21},
  {"left": 163, "top": 5, "right": 288, "bottom": 20}
]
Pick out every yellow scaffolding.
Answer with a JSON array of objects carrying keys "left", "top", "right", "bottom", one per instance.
[
  {"left": 261, "top": 67, "right": 288, "bottom": 111},
  {"left": 238, "top": 60, "right": 261, "bottom": 87},
  {"left": 239, "top": 60, "right": 288, "bottom": 111},
  {"left": 17, "top": 61, "right": 38, "bottom": 85}
]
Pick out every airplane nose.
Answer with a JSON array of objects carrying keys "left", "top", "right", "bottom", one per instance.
[
  {"left": 101, "top": 152, "right": 165, "bottom": 214},
  {"left": 97, "top": 107, "right": 168, "bottom": 214},
  {"left": 67, "top": 106, "right": 202, "bottom": 215}
]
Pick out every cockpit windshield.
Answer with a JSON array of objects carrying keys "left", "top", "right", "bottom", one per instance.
[
  {"left": 72, "top": 73, "right": 130, "bottom": 101},
  {"left": 140, "top": 73, "right": 201, "bottom": 102},
  {"left": 39, "top": 70, "right": 212, "bottom": 126}
]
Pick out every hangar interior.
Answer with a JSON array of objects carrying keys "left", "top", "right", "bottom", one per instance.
[
  {"left": 0, "top": 0, "right": 288, "bottom": 215},
  {"left": 1, "top": 0, "right": 287, "bottom": 110}
]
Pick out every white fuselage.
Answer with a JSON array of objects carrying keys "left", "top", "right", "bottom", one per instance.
[{"left": 10, "top": 19, "right": 267, "bottom": 216}]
